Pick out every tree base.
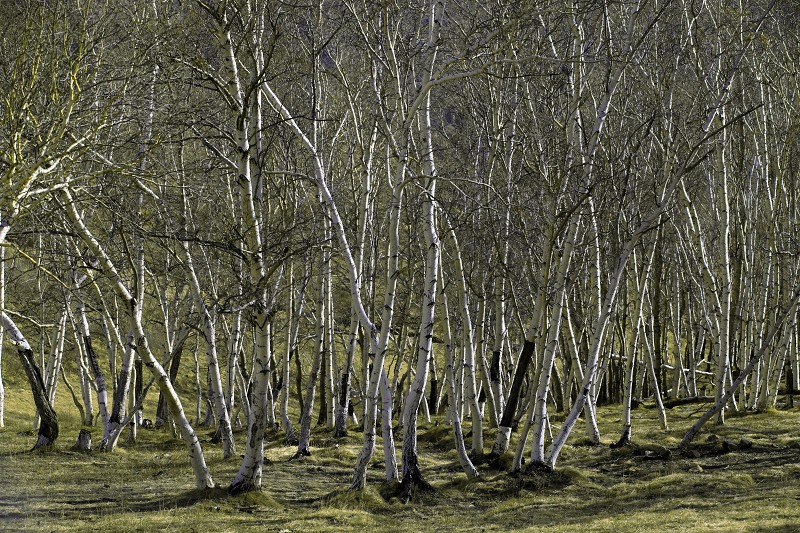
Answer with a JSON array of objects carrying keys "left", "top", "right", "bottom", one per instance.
[
  {"left": 289, "top": 447, "right": 311, "bottom": 461},
  {"left": 72, "top": 429, "right": 92, "bottom": 452},
  {"left": 469, "top": 449, "right": 487, "bottom": 466},
  {"left": 228, "top": 480, "right": 261, "bottom": 496},
  {"left": 31, "top": 435, "right": 55, "bottom": 451},
  {"left": 526, "top": 460, "right": 553, "bottom": 474},
  {"left": 611, "top": 426, "right": 632, "bottom": 449},
  {"left": 399, "top": 468, "right": 434, "bottom": 503}
]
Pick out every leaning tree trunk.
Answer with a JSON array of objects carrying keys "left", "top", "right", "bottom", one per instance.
[
  {"left": 1, "top": 312, "right": 59, "bottom": 448},
  {"left": 62, "top": 188, "right": 214, "bottom": 489},
  {"left": 182, "top": 239, "right": 236, "bottom": 459},
  {"left": 681, "top": 288, "right": 800, "bottom": 449},
  {"left": 529, "top": 214, "right": 579, "bottom": 466}
]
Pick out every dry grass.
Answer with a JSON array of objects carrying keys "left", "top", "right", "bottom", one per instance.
[{"left": 2, "top": 380, "right": 800, "bottom": 532}]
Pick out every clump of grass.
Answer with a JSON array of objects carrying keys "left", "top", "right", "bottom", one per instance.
[
  {"left": 320, "top": 486, "right": 387, "bottom": 511},
  {"left": 486, "top": 451, "right": 515, "bottom": 472},
  {"left": 558, "top": 465, "right": 591, "bottom": 483}
]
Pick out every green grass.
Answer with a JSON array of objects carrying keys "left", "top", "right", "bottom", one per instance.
[{"left": 3, "top": 383, "right": 800, "bottom": 532}]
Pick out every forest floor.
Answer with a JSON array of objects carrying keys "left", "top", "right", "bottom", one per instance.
[{"left": 2, "top": 384, "right": 800, "bottom": 532}]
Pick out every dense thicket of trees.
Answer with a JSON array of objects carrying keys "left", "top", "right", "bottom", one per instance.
[{"left": 2, "top": 0, "right": 799, "bottom": 495}]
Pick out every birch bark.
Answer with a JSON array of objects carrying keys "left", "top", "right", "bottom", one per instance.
[{"left": 61, "top": 188, "right": 214, "bottom": 489}]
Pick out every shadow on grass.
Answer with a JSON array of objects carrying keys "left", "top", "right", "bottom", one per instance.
[{"left": 120, "top": 486, "right": 280, "bottom": 515}]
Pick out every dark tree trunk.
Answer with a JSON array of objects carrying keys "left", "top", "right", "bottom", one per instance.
[
  {"left": 428, "top": 378, "right": 438, "bottom": 415},
  {"left": 499, "top": 339, "right": 535, "bottom": 429},
  {"left": 84, "top": 335, "right": 108, "bottom": 420},
  {"left": 334, "top": 371, "right": 350, "bottom": 438},
  {"left": 156, "top": 343, "right": 183, "bottom": 428},
  {"left": 18, "top": 347, "right": 59, "bottom": 448},
  {"left": 73, "top": 429, "right": 91, "bottom": 452},
  {"left": 134, "top": 357, "right": 143, "bottom": 424},
  {"left": 294, "top": 348, "right": 304, "bottom": 415},
  {"left": 317, "top": 348, "right": 327, "bottom": 426}
]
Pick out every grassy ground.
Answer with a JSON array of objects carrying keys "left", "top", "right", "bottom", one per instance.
[{"left": 2, "top": 382, "right": 800, "bottom": 532}]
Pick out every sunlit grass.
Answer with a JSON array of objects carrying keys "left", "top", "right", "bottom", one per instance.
[{"left": 3, "top": 381, "right": 800, "bottom": 531}]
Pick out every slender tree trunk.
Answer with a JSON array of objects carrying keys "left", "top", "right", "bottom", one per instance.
[
  {"left": 38, "top": 310, "right": 66, "bottom": 432},
  {"left": 448, "top": 228, "right": 484, "bottom": 457},
  {"left": 439, "top": 262, "right": 478, "bottom": 477},
  {"left": 181, "top": 240, "right": 236, "bottom": 458},
  {"left": 295, "top": 239, "right": 328, "bottom": 458},
  {"left": 1, "top": 312, "right": 58, "bottom": 448},
  {"left": 281, "top": 264, "right": 304, "bottom": 444},
  {"left": 324, "top": 272, "right": 336, "bottom": 429},
  {"left": 104, "top": 329, "right": 135, "bottom": 449},
  {"left": 564, "top": 305, "right": 600, "bottom": 443},
  {"left": 335, "top": 311, "right": 359, "bottom": 438},
  {"left": 379, "top": 368, "right": 398, "bottom": 481},
  {"left": 70, "top": 314, "right": 94, "bottom": 426},
  {"left": 400, "top": 65, "right": 441, "bottom": 491},
  {"left": 230, "top": 311, "right": 272, "bottom": 493},
  {"left": 616, "top": 247, "right": 654, "bottom": 446},
  {"left": 75, "top": 289, "right": 109, "bottom": 432}
]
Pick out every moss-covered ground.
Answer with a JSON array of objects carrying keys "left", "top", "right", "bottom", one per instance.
[{"left": 2, "top": 381, "right": 800, "bottom": 532}]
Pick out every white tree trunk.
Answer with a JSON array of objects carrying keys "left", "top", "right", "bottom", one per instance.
[
  {"left": 529, "top": 215, "right": 579, "bottom": 465},
  {"left": 280, "top": 265, "right": 303, "bottom": 444},
  {"left": 439, "top": 263, "right": 479, "bottom": 477},
  {"left": 62, "top": 188, "right": 213, "bottom": 489},
  {"left": 448, "top": 228, "right": 484, "bottom": 457},
  {"left": 400, "top": 50, "right": 441, "bottom": 487},
  {"left": 181, "top": 240, "right": 236, "bottom": 459},
  {"left": 231, "top": 313, "right": 271, "bottom": 492}
]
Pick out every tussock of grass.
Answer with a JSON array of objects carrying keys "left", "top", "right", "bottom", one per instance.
[{"left": 320, "top": 486, "right": 387, "bottom": 510}]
